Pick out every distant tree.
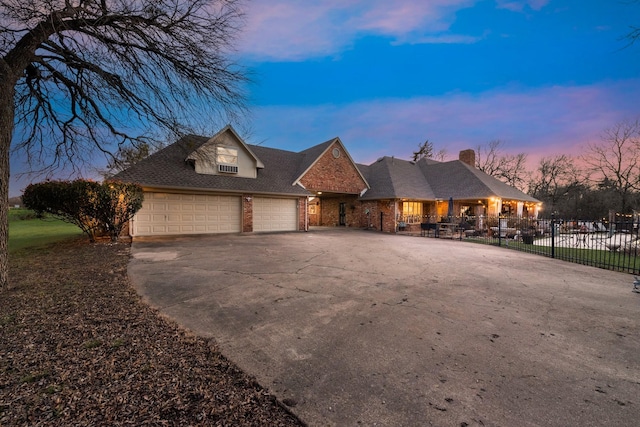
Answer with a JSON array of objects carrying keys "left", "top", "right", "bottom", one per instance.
[
  {"left": 528, "top": 154, "right": 581, "bottom": 211},
  {"left": 433, "top": 148, "right": 448, "bottom": 162},
  {"left": 581, "top": 119, "right": 640, "bottom": 213},
  {"left": 104, "top": 142, "right": 156, "bottom": 177},
  {"left": 412, "top": 139, "right": 447, "bottom": 162},
  {"left": 475, "top": 140, "right": 529, "bottom": 191},
  {"left": 0, "top": 0, "right": 247, "bottom": 291}
]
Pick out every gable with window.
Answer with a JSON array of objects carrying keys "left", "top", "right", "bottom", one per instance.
[{"left": 185, "top": 127, "right": 264, "bottom": 178}]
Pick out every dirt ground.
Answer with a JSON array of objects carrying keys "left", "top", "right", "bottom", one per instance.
[{"left": 0, "top": 238, "right": 304, "bottom": 426}]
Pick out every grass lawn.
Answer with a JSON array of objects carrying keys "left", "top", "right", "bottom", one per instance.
[
  {"left": 467, "top": 236, "right": 640, "bottom": 274},
  {"left": 8, "top": 208, "right": 83, "bottom": 253}
]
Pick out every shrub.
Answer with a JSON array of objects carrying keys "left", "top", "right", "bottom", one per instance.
[
  {"left": 95, "top": 181, "right": 144, "bottom": 241},
  {"left": 23, "top": 180, "right": 144, "bottom": 242}
]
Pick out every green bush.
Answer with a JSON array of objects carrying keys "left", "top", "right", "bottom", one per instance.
[
  {"left": 22, "top": 180, "right": 144, "bottom": 242},
  {"left": 95, "top": 181, "right": 144, "bottom": 241}
]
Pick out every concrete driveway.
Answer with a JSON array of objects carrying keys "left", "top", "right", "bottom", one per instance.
[{"left": 128, "top": 229, "right": 640, "bottom": 426}]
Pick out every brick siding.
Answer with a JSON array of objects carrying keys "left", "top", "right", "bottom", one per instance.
[
  {"left": 299, "top": 142, "right": 367, "bottom": 194},
  {"left": 242, "top": 194, "right": 253, "bottom": 232}
]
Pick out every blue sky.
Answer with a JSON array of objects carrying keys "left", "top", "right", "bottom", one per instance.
[
  {"left": 8, "top": 0, "right": 640, "bottom": 196},
  {"left": 237, "top": 0, "right": 640, "bottom": 165}
]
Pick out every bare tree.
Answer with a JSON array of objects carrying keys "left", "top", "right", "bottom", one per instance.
[
  {"left": 433, "top": 148, "right": 448, "bottom": 162},
  {"left": 625, "top": 1, "right": 640, "bottom": 45},
  {"left": 581, "top": 119, "right": 640, "bottom": 213},
  {"left": 412, "top": 139, "right": 447, "bottom": 162},
  {"left": 475, "top": 140, "right": 529, "bottom": 191},
  {"left": 0, "top": 0, "right": 248, "bottom": 291},
  {"left": 528, "top": 154, "right": 581, "bottom": 211}
]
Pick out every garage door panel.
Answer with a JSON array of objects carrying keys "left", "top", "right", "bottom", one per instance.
[
  {"left": 253, "top": 197, "right": 297, "bottom": 232},
  {"left": 133, "top": 192, "right": 241, "bottom": 236}
]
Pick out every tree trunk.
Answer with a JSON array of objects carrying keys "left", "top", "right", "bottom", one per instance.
[{"left": 0, "top": 72, "right": 14, "bottom": 292}]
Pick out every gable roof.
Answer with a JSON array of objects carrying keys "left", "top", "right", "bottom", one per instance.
[
  {"left": 186, "top": 125, "right": 265, "bottom": 169},
  {"left": 293, "top": 137, "right": 370, "bottom": 190},
  {"left": 113, "top": 135, "right": 310, "bottom": 196},
  {"left": 295, "top": 138, "right": 335, "bottom": 179},
  {"left": 114, "top": 126, "right": 539, "bottom": 203}
]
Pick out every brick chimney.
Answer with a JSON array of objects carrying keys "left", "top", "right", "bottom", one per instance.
[{"left": 459, "top": 149, "right": 476, "bottom": 167}]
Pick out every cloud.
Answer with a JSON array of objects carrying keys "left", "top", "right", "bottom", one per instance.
[
  {"left": 249, "top": 79, "right": 640, "bottom": 167},
  {"left": 238, "top": 0, "right": 477, "bottom": 61},
  {"left": 495, "top": 0, "right": 549, "bottom": 12},
  {"left": 400, "top": 34, "right": 483, "bottom": 45}
]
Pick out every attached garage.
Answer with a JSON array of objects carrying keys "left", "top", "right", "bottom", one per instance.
[
  {"left": 133, "top": 192, "right": 242, "bottom": 236},
  {"left": 253, "top": 197, "right": 298, "bottom": 232}
]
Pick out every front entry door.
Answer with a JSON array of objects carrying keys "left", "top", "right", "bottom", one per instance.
[{"left": 339, "top": 202, "right": 346, "bottom": 226}]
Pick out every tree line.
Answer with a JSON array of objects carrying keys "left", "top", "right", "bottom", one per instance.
[{"left": 415, "top": 119, "right": 640, "bottom": 219}]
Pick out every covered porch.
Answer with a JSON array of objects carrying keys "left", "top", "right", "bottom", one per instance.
[{"left": 395, "top": 197, "right": 543, "bottom": 234}]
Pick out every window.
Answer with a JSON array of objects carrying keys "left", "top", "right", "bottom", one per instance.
[
  {"left": 216, "top": 146, "right": 238, "bottom": 165},
  {"left": 401, "top": 202, "right": 423, "bottom": 224}
]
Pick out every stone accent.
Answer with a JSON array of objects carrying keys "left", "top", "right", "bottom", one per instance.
[
  {"left": 459, "top": 149, "right": 476, "bottom": 167},
  {"left": 242, "top": 194, "right": 253, "bottom": 232}
]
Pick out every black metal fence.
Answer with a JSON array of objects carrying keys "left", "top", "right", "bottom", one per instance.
[{"left": 414, "top": 213, "right": 640, "bottom": 275}]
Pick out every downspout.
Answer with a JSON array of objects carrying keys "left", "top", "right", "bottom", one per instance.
[{"left": 305, "top": 197, "right": 308, "bottom": 231}]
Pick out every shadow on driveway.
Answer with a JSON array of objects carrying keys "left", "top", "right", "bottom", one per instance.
[{"left": 128, "top": 229, "right": 640, "bottom": 426}]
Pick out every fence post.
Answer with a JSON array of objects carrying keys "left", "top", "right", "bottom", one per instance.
[
  {"left": 498, "top": 215, "right": 502, "bottom": 247},
  {"left": 551, "top": 212, "right": 555, "bottom": 259}
]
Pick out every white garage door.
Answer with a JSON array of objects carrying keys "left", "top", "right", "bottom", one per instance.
[
  {"left": 133, "top": 192, "right": 241, "bottom": 236},
  {"left": 253, "top": 197, "right": 298, "bottom": 232}
]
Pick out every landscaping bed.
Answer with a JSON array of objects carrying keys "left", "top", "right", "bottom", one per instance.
[{"left": 1, "top": 238, "right": 304, "bottom": 426}]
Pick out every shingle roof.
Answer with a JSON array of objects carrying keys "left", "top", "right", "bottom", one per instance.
[
  {"left": 417, "top": 159, "right": 539, "bottom": 202},
  {"left": 295, "top": 138, "right": 336, "bottom": 179},
  {"left": 113, "top": 135, "right": 311, "bottom": 196},
  {"left": 358, "top": 157, "right": 435, "bottom": 200},
  {"left": 114, "top": 130, "right": 538, "bottom": 203}
]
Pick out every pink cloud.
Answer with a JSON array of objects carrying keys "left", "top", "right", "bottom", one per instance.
[
  {"left": 238, "top": 0, "right": 477, "bottom": 61},
  {"left": 495, "top": 0, "right": 549, "bottom": 12},
  {"left": 250, "top": 79, "right": 640, "bottom": 167}
]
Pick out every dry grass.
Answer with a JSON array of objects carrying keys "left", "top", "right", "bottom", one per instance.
[{"left": 1, "top": 238, "right": 304, "bottom": 426}]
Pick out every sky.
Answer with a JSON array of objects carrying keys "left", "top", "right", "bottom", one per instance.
[
  {"left": 8, "top": 0, "right": 640, "bottom": 196},
  {"left": 236, "top": 0, "right": 640, "bottom": 164}
]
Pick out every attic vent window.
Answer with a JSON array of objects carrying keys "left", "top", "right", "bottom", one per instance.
[
  {"left": 216, "top": 146, "right": 238, "bottom": 174},
  {"left": 332, "top": 148, "right": 340, "bottom": 158},
  {"left": 218, "top": 164, "right": 238, "bottom": 174}
]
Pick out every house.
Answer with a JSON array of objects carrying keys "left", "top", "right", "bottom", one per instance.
[{"left": 114, "top": 126, "right": 540, "bottom": 236}]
